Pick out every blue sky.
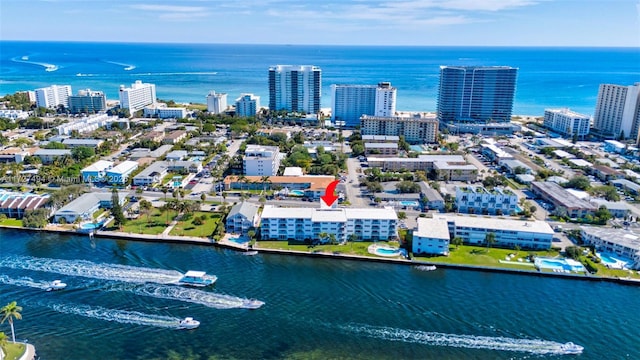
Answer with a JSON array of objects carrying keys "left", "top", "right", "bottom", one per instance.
[{"left": 1, "top": 0, "right": 639, "bottom": 46}]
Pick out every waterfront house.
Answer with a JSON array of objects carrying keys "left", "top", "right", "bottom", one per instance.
[
  {"left": 226, "top": 202, "right": 259, "bottom": 234},
  {"left": 53, "top": 192, "right": 127, "bottom": 223}
]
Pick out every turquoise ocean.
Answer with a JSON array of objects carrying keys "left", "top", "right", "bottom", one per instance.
[
  {"left": 1, "top": 229, "right": 639, "bottom": 359},
  {"left": 1, "top": 42, "right": 639, "bottom": 115}
]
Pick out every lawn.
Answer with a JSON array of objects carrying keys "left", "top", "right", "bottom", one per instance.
[
  {"left": 582, "top": 257, "right": 640, "bottom": 279},
  {"left": 169, "top": 211, "right": 222, "bottom": 237},
  {"left": 257, "top": 240, "right": 401, "bottom": 258},
  {"left": 2, "top": 342, "right": 26, "bottom": 360},
  {"left": 118, "top": 208, "right": 178, "bottom": 235},
  {"left": 0, "top": 218, "right": 23, "bottom": 227},
  {"left": 413, "top": 245, "right": 560, "bottom": 270}
]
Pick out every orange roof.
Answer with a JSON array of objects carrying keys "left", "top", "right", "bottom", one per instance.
[{"left": 224, "top": 175, "right": 335, "bottom": 191}]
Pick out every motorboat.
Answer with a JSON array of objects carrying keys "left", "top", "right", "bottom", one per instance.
[
  {"left": 560, "top": 342, "right": 584, "bottom": 354},
  {"left": 178, "top": 271, "right": 217, "bottom": 287},
  {"left": 243, "top": 251, "right": 259, "bottom": 256},
  {"left": 243, "top": 298, "right": 265, "bottom": 310},
  {"left": 178, "top": 317, "right": 200, "bottom": 330},
  {"left": 46, "top": 280, "right": 67, "bottom": 291},
  {"left": 414, "top": 265, "right": 437, "bottom": 271}
]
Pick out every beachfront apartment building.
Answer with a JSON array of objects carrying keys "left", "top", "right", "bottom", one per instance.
[
  {"left": 119, "top": 80, "right": 156, "bottom": 112},
  {"left": 35, "top": 85, "right": 72, "bottom": 108},
  {"left": 592, "top": 83, "right": 640, "bottom": 140},
  {"left": 68, "top": 89, "right": 107, "bottom": 114},
  {"left": 243, "top": 144, "right": 282, "bottom": 176},
  {"left": 580, "top": 226, "right": 640, "bottom": 269},
  {"left": 105, "top": 160, "right": 139, "bottom": 184},
  {"left": 360, "top": 113, "right": 439, "bottom": 143},
  {"left": 143, "top": 104, "right": 187, "bottom": 119},
  {"left": 269, "top": 65, "right": 321, "bottom": 114},
  {"left": 437, "top": 66, "right": 517, "bottom": 133},
  {"left": 412, "top": 217, "right": 451, "bottom": 255},
  {"left": 455, "top": 186, "right": 519, "bottom": 215},
  {"left": 235, "top": 94, "right": 260, "bottom": 117},
  {"left": 543, "top": 108, "right": 591, "bottom": 139},
  {"left": 260, "top": 206, "right": 397, "bottom": 242},
  {"left": 331, "top": 82, "right": 396, "bottom": 127},
  {"left": 226, "top": 202, "right": 259, "bottom": 235},
  {"left": 206, "top": 91, "right": 227, "bottom": 114}
]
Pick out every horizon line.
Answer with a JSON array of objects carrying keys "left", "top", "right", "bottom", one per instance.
[{"left": 2, "top": 39, "right": 639, "bottom": 49}]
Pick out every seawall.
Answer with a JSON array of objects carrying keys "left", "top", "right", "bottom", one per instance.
[{"left": 2, "top": 225, "right": 639, "bottom": 287}]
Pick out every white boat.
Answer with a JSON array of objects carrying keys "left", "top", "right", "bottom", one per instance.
[
  {"left": 560, "top": 342, "right": 584, "bottom": 354},
  {"left": 243, "top": 251, "right": 259, "bottom": 256},
  {"left": 178, "top": 317, "right": 200, "bottom": 330},
  {"left": 414, "top": 265, "right": 437, "bottom": 271},
  {"left": 177, "top": 271, "right": 217, "bottom": 287},
  {"left": 46, "top": 280, "right": 67, "bottom": 291},
  {"left": 243, "top": 299, "right": 265, "bottom": 310},
  {"left": 21, "top": 56, "right": 29, "bottom": 60}
]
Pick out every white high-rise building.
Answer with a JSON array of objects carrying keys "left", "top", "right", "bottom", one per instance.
[
  {"left": 206, "top": 91, "right": 227, "bottom": 114},
  {"left": 593, "top": 83, "right": 640, "bottom": 140},
  {"left": 35, "top": 85, "right": 72, "bottom": 108},
  {"left": 118, "top": 80, "right": 156, "bottom": 112},
  {"left": 331, "top": 82, "right": 397, "bottom": 127},
  {"left": 543, "top": 108, "right": 591, "bottom": 139},
  {"left": 269, "top": 65, "right": 321, "bottom": 114},
  {"left": 235, "top": 94, "right": 260, "bottom": 117}
]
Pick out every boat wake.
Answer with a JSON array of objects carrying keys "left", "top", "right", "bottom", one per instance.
[
  {"left": 0, "top": 274, "right": 50, "bottom": 290},
  {"left": 48, "top": 302, "right": 182, "bottom": 329},
  {"left": 339, "top": 324, "right": 581, "bottom": 355},
  {"left": 103, "top": 282, "right": 264, "bottom": 310},
  {"left": 12, "top": 56, "right": 58, "bottom": 71},
  {"left": 103, "top": 60, "right": 136, "bottom": 71},
  {"left": 0, "top": 255, "right": 183, "bottom": 284}
]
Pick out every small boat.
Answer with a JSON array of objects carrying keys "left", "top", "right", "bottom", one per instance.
[
  {"left": 46, "top": 280, "right": 67, "bottom": 291},
  {"left": 414, "top": 265, "right": 437, "bottom": 271},
  {"left": 560, "top": 342, "right": 584, "bottom": 354},
  {"left": 243, "top": 251, "right": 259, "bottom": 256},
  {"left": 178, "top": 271, "right": 217, "bottom": 287},
  {"left": 21, "top": 56, "right": 29, "bottom": 61},
  {"left": 243, "top": 298, "right": 265, "bottom": 309},
  {"left": 178, "top": 317, "right": 200, "bottom": 330}
]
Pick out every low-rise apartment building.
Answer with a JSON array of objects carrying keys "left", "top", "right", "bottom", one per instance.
[
  {"left": 260, "top": 206, "right": 398, "bottom": 242},
  {"left": 226, "top": 202, "right": 259, "bottom": 234},
  {"left": 581, "top": 226, "right": 640, "bottom": 269},
  {"left": 364, "top": 142, "right": 398, "bottom": 157},
  {"left": 412, "top": 217, "right": 450, "bottom": 255},
  {"left": 531, "top": 181, "right": 597, "bottom": 218},
  {"left": 360, "top": 113, "right": 439, "bottom": 143},
  {"left": 455, "top": 186, "right": 519, "bottom": 215}
]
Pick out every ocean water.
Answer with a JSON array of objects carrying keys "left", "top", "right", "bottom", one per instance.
[
  {"left": 1, "top": 41, "right": 639, "bottom": 116},
  {"left": 0, "top": 229, "right": 639, "bottom": 359}
]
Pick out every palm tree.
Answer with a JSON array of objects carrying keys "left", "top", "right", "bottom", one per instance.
[
  {"left": 139, "top": 199, "right": 153, "bottom": 222},
  {"left": 260, "top": 175, "right": 270, "bottom": 193},
  {"left": 485, "top": 232, "right": 497, "bottom": 252},
  {"left": 1, "top": 301, "right": 22, "bottom": 343},
  {"left": 318, "top": 232, "right": 328, "bottom": 244},
  {"left": 162, "top": 187, "right": 168, "bottom": 202},
  {"left": 0, "top": 331, "right": 8, "bottom": 351},
  {"left": 451, "top": 237, "right": 463, "bottom": 250}
]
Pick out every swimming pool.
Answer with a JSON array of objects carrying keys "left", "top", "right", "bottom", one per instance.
[
  {"left": 289, "top": 190, "right": 305, "bottom": 196},
  {"left": 368, "top": 244, "right": 407, "bottom": 258},
  {"left": 597, "top": 252, "right": 630, "bottom": 269},
  {"left": 400, "top": 201, "right": 420, "bottom": 207},
  {"left": 81, "top": 221, "right": 104, "bottom": 230},
  {"left": 535, "top": 257, "right": 585, "bottom": 272},
  {"left": 228, "top": 237, "right": 249, "bottom": 245}
]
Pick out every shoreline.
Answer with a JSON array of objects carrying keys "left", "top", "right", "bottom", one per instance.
[{"left": 2, "top": 224, "right": 639, "bottom": 287}]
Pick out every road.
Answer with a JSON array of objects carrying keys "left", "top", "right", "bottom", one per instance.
[{"left": 344, "top": 157, "right": 369, "bottom": 208}]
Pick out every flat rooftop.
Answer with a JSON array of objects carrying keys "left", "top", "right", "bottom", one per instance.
[
  {"left": 532, "top": 181, "right": 597, "bottom": 210},
  {"left": 414, "top": 217, "right": 450, "bottom": 240},
  {"left": 440, "top": 214, "right": 554, "bottom": 235}
]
